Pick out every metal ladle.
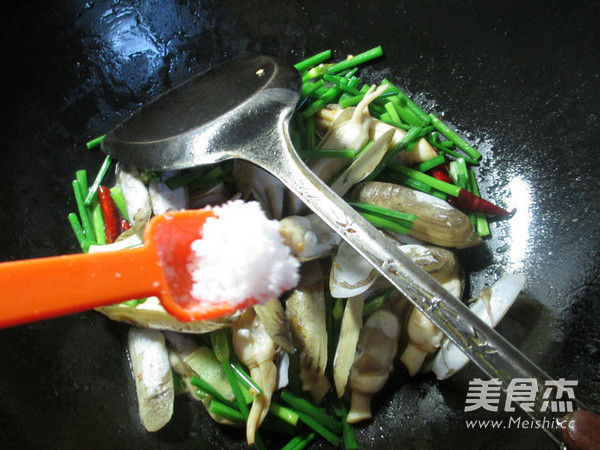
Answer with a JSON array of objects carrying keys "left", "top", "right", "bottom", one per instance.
[{"left": 101, "top": 53, "right": 580, "bottom": 447}]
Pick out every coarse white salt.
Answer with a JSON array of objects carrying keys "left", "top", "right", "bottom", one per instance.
[{"left": 188, "top": 200, "right": 300, "bottom": 308}]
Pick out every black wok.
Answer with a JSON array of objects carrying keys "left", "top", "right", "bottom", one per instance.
[{"left": 1, "top": 1, "right": 599, "bottom": 449}]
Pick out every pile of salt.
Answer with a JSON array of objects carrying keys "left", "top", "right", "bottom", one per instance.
[{"left": 188, "top": 200, "right": 300, "bottom": 308}]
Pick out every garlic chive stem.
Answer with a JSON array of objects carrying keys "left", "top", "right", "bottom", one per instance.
[
  {"left": 414, "top": 154, "right": 445, "bottom": 172},
  {"left": 109, "top": 186, "right": 129, "bottom": 221},
  {"left": 343, "top": 416, "right": 358, "bottom": 450},
  {"left": 84, "top": 155, "right": 113, "bottom": 205},
  {"left": 294, "top": 50, "right": 332, "bottom": 72},
  {"left": 326, "top": 46, "right": 384, "bottom": 74},
  {"left": 67, "top": 213, "right": 86, "bottom": 250},
  {"left": 467, "top": 169, "right": 491, "bottom": 237},
  {"left": 362, "top": 288, "right": 393, "bottom": 317},
  {"left": 301, "top": 80, "right": 325, "bottom": 97},
  {"left": 429, "top": 139, "right": 479, "bottom": 165},
  {"left": 298, "top": 149, "right": 354, "bottom": 158},
  {"left": 377, "top": 116, "right": 411, "bottom": 131},
  {"left": 367, "top": 126, "right": 433, "bottom": 181},
  {"left": 268, "top": 401, "right": 300, "bottom": 426},
  {"left": 279, "top": 390, "right": 343, "bottom": 435},
  {"left": 75, "top": 170, "right": 89, "bottom": 200},
  {"left": 190, "top": 375, "right": 235, "bottom": 406},
  {"left": 85, "top": 134, "right": 106, "bottom": 150},
  {"left": 211, "top": 330, "right": 250, "bottom": 420},
  {"left": 358, "top": 211, "right": 412, "bottom": 234},
  {"left": 209, "top": 399, "right": 244, "bottom": 422},
  {"left": 348, "top": 201, "right": 416, "bottom": 223},
  {"left": 230, "top": 361, "right": 263, "bottom": 397},
  {"left": 294, "top": 410, "right": 341, "bottom": 447},
  {"left": 72, "top": 179, "right": 95, "bottom": 241},
  {"left": 165, "top": 167, "right": 207, "bottom": 190},
  {"left": 381, "top": 79, "right": 431, "bottom": 125},
  {"left": 91, "top": 203, "right": 106, "bottom": 245},
  {"left": 389, "top": 163, "right": 461, "bottom": 197},
  {"left": 281, "top": 432, "right": 317, "bottom": 450},
  {"left": 384, "top": 101, "right": 401, "bottom": 123},
  {"left": 429, "top": 114, "right": 482, "bottom": 160},
  {"left": 305, "top": 115, "right": 316, "bottom": 151}
]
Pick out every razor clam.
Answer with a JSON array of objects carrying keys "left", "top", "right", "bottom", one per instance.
[
  {"left": 430, "top": 274, "right": 526, "bottom": 379},
  {"left": 285, "top": 261, "right": 331, "bottom": 404},
  {"left": 87, "top": 232, "right": 143, "bottom": 253},
  {"left": 165, "top": 333, "right": 237, "bottom": 425},
  {"left": 116, "top": 164, "right": 152, "bottom": 227},
  {"left": 279, "top": 214, "right": 341, "bottom": 261},
  {"left": 128, "top": 327, "right": 174, "bottom": 432},
  {"left": 187, "top": 181, "right": 232, "bottom": 210},
  {"left": 329, "top": 241, "right": 379, "bottom": 299},
  {"left": 253, "top": 297, "right": 294, "bottom": 354},
  {"left": 288, "top": 85, "right": 389, "bottom": 214},
  {"left": 232, "top": 308, "right": 277, "bottom": 445},
  {"left": 333, "top": 294, "right": 364, "bottom": 397},
  {"left": 167, "top": 351, "right": 235, "bottom": 425},
  {"left": 149, "top": 178, "right": 187, "bottom": 216},
  {"left": 399, "top": 306, "right": 445, "bottom": 377},
  {"left": 234, "top": 160, "right": 286, "bottom": 219},
  {"left": 330, "top": 242, "right": 464, "bottom": 299},
  {"left": 329, "top": 128, "right": 394, "bottom": 196},
  {"left": 315, "top": 104, "right": 437, "bottom": 165},
  {"left": 310, "top": 85, "right": 388, "bottom": 183},
  {"left": 313, "top": 103, "right": 343, "bottom": 131},
  {"left": 396, "top": 247, "right": 464, "bottom": 376},
  {"left": 347, "top": 307, "right": 401, "bottom": 423},
  {"left": 369, "top": 118, "right": 437, "bottom": 165},
  {"left": 350, "top": 181, "right": 482, "bottom": 248},
  {"left": 399, "top": 244, "right": 465, "bottom": 298},
  {"left": 96, "top": 297, "right": 237, "bottom": 333}
]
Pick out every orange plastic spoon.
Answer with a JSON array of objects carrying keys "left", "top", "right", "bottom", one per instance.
[{"left": 0, "top": 209, "right": 254, "bottom": 328}]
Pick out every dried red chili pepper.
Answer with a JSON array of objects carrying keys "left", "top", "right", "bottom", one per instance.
[
  {"left": 430, "top": 167, "right": 512, "bottom": 216},
  {"left": 97, "top": 185, "right": 124, "bottom": 243},
  {"left": 121, "top": 218, "right": 131, "bottom": 232}
]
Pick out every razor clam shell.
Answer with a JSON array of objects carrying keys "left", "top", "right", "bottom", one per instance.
[
  {"left": 96, "top": 297, "right": 237, "bottom": 333},
  {"left": 187, "top": 181, "right": 232, "bottom": 210},
  {"left": 149, "top": 179, "right": 187, "bottom": 216},
  {"left": 253, "top": 298, "right": 294, "bottom": 354},
  {"left": 128, "top": 327, "right": 174, "bottom": 432},
  {"left": 116, "top": 164, "right": 152, "bottom": 227},
  {"left": 430, "top": 274, "right": 526, "bottom": 380},
  {"left": 369, "top": 118, "right": 437, "bottom": 165},
  {"left": 285, "top": 283, "right": 328, "bottom": 377},
  {"left": 333, "top": 294, "right": 364, "bottom": 397},
  {"left": 329, "top": 129, "right": 394, "bottom": 196},
  {"left": 234, "top": 160, "right": 286, "bottom": 219},
  {"left": 330, "top": 242, "right": 463, "bottom": 300},
  {"left": 347, "top": 307, "right": 401, "bottom": 423},
  {"left": 350, "top": 181, "right": 482, "bottom": 248},
  {"left": 166, "top": 340, "right": 237, "bottom": 426},
  {"left": 285, "top": 261, "right": 330, "bottom": 401},
  {"left": 399, "top": 244, "right": 464, "bottom": 297},
  {"left": 279, "top": 214, "right": 341, "bottom": 261},
  {"left": 330, "top": 241, "right": 379, "bottom": 299},
  {"left": 316, "top": 105, "right": 437, "bottom": 165},
  {"left": 400, "top": 306, "right": 445, "bottom": 376}
]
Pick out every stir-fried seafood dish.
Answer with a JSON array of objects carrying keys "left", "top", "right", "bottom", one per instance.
[{"left": 68, "top": 47, "right": 522, "bottom": 448}]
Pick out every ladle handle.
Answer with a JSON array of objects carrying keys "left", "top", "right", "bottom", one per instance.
[
  {"left": 0, "top": 245, "right": 163, "bottom": 328},
  {"left": 255, "top": 120, "right": 578, "bottom": 447}
]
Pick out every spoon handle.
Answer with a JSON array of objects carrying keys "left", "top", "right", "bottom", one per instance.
[
  {"left": 254, "top": 120, "right": 576, "bottom": 447},
  {"left": 0, "top": 245, "right": 163, "bottom": 328}
]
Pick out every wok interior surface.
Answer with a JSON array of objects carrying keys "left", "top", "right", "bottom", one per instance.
[{"left": 1, "top": 1, "right": 598, "bottom": 449}]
